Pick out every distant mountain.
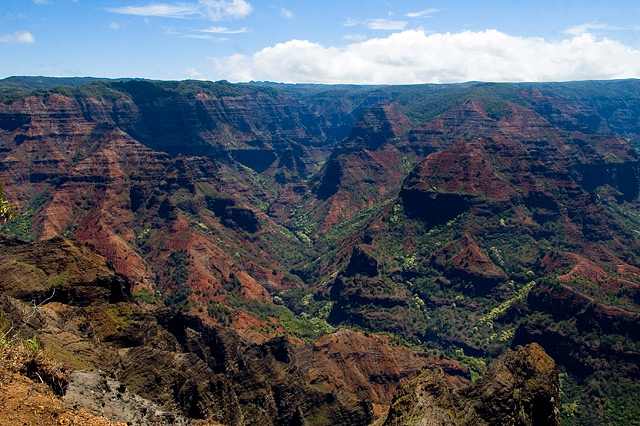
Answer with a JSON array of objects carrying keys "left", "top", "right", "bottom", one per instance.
[
  {"left": 1, "top": 77, "right": 640, "bottom": 424},
  {"left": 1, "top": 75, "right": 108, "bottom": 87}
]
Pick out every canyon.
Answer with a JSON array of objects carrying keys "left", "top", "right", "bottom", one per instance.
[{"left": 1, "top": 76, "right": 640, "bottom": 424}]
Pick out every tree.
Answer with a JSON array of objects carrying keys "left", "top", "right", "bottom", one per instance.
[{"left": 0, "top": 180, "right": 18, "bottom": 227}]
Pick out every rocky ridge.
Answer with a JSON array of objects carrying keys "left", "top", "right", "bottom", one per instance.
[{"left": 375, "top": 343, "right": 559, "bottom": 426}]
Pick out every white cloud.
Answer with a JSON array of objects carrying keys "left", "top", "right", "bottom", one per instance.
[
  {"left": 365, "top": 19, "right": 407, "bottom": 30},
  {"left": 405, "top": 8, "right": 439, "bottom": 18},
  {"left": 183, "top": 34, "right": 221, "bottom": 39},
  {"left": 343, "top": 18, "right": 358, "bottom": 27},
  {"left": 107, "top": 4, "right": 199, "bottom": 19},
  {"left": 107, "top": 0, "right": 253, "bottom": 21},
  {"left": 33, "top": 0, "right": 51, "bottom": 4},
  {"left": 1, "top": 30, "right": 35, "bottom": 44},
  {"left": 5, "top": 13, "right": 27, "bottom": 20},
  {"left": 109, "top": 22, "right": 120, "bottom": 30},
  {"left": 344, "top": 18, "right": 407, "bottom": 31},
  {"left": 165, "top": 26, "right": 228, "bottom": 39},
  {"left": 198, "top": 0, "right": 252, "bottom": 20},
  {"left": 280, "top": 7, "right": 293, "bottom": 19},
  {"left": 198, "top": 25, "right": 247, "bottom": 33},
  {"left": 344, "top": 33, "right": 367, "bottom": 42},
  {"left": 185, "top": 67, "right": 204, "bottom": 78},
  {"left": 564, "top": 22, "right": 619, "bottom": 35},
  {"left": 212, "top": 29, "right": 640, "bottom": 84}
]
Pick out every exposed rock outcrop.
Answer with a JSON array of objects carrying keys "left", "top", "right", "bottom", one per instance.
[
  {"left": 296, "top": 328, "right": 470, "bottom": 408},
  {"left": 430, "top": 233, "right": 507, "bottom": 290},
  {"left": 376, "top": 343, "right": 559, "bottom": 426}
]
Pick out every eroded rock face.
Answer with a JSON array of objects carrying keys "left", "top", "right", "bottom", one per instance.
[
  {"left": 310, "top": 104, "right": 412, "bottom": 229},
  {"left": 430, "top": 233, "right": 507, "bottom": 291},
  {"left": 64, "top": 371, "right": 189, "bottom": 425},
  {"left": 296, "top": 328, "right": 470, "bottom": 408},
  {"left": 377, "top": 343, "right": 559, "bottom": 426},
  {"left": 0, "top": 234, "right": 130, "bottom": 305},
  {"left": 0, "top": 83, "right": 347, "bottom": 301}
]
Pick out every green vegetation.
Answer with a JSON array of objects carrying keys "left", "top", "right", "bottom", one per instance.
[
  {"left": 231, "top": 299, "right": 334, "bottom": 341},
  {"left": 135, "top": 227, "right": 152, "bottom": 247},
  {"left": 478, "top": 280, "right": 537, "bottom": 329},
  {"left": 0, "top": 180, "right": 18, "bottom": 227},
  {"left": 451, "top": 348, "right": 487, "bottom": 382},
  {"left": 105, "top": 304, "right": 134, "bottom": 329},
  {"left": 164, "top": 284, "right": 193, "bottom": 313},
  {"left": 133, "top": 288, "right": 158, "bottom": 304},
  {"left": 23, "top": 335, "right": 40, "bottom": 355},
  {"left": 0, "top": 76, "right": 273, "bottom": 104},
  {"left": 166, "top": 250, "right": 190, "bottom": 286},
  {"left": 0, "top": 309, "right": 10, "bottom": 347},
  {"left": 318, "top": 198, "right": 393, "bottom": 251},
  {"left": 559, "top": 368, "right": 640, "bottom": 425},
  {"left": 160, "top": 248, "right": 193, "bottom": 313},
  {"left": 2, "top": 190, "right": 50, "bottom": 241},
  {"left": 45, "top": 270, "right": 69, "bottom": 288},
  {"left": 207, "top": 301, "right": 232, "bottom": 326}
]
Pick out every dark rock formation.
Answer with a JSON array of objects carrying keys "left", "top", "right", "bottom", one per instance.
[
  {"left": 377, "top": 343, "right": 559, "bottom": 426},
  {"left": 345, "top": 246, "right": 379, "bottom": 277},
  {"left": 430, "top": 233, "right": 507, "bottom": 289}
]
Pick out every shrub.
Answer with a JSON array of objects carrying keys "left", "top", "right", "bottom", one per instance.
[
  {"left": 0, "top": 180, "right": 18, "bottom": 227},
  {"left": 133, "top": 288, "right": 157, "bottom": 304}
]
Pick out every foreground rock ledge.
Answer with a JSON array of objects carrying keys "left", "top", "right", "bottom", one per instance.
[{"left": 375, "top": 343, "right": 559, "bottom": 426}]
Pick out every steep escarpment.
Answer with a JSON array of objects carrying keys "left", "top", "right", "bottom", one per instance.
[
  {"left": 0, "top": 86, "right": 335, "bottom": 326},
  {"left": 522, "top": 81, "right": 640, "bottom": 145},
  {"left": 309, "top": 104, "right": 412, "bottom": 231},
  {"left": 296, "top": 328, "right": 469, "bottom": 411}
]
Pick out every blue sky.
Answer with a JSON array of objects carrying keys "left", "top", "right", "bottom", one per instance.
[{"left": 1, "top": 0, "right": 639, "bottom": 83}]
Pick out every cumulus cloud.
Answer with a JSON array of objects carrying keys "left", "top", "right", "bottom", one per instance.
[
  {"left": 212, "top": 29, "right": 640, "bottom": 84},
  {"left": 107, "top": 0, "right": 252, "bottom": 21},
  {"left": 1, "top": 30, "right": 35, "bottom": 44}
]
